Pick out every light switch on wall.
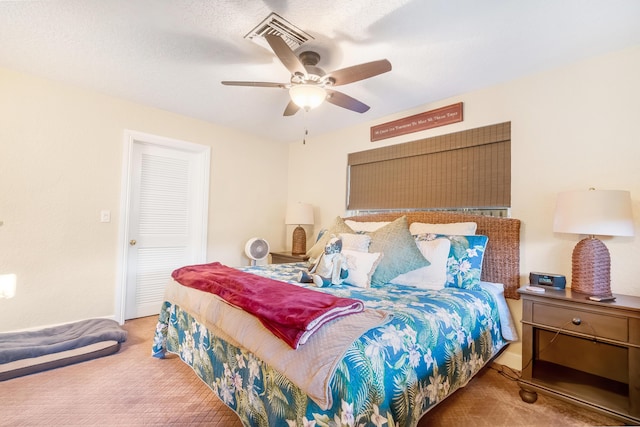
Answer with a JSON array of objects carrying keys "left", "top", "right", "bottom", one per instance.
[{"left": 100, "top": 210, "right": 111, "bottom": 223}]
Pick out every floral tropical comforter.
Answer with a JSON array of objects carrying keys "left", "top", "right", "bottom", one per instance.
[{"left": 152, "top": 262, "right": 507, "bottom": 427}]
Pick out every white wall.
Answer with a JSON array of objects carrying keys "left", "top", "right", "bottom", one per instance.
[
  {"left": 287, "top": 45, "right": 640, "bottom": 369},
  {"left": 0, "top": 68, "right": 289, "bottom": 332}
]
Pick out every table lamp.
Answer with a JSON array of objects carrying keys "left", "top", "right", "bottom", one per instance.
[
  {"left": 553, "top": 188, "right": 634, "bottom": 296},
  {"left": 285, "top": 202, "right": 314, "bottom": 255}
]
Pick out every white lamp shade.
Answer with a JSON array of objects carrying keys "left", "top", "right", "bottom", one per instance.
[
  {"left": 553, "top": 189, "right": 634, "bottom": 237},
  {"left": 289, "top": 84, "right": 326, "bottom": 110},
  {"left": 285, "top": 202, "right": 314, "bottom": 225}
]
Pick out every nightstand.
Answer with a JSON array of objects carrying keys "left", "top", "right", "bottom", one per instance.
[
  {"left": 269, "top": 251, "right": 309, "bottom": 264},
  {"left": 518, "top": 286, "right": 640, "bottom": 424}
]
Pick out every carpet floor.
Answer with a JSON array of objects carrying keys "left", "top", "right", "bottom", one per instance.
[{"left": 0, "top": 316, "right": 624, "bottom": 426}]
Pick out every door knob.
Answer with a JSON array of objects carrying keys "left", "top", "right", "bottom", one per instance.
[{"left": 129, "top": 239, "right": 137, "bottom": 246}]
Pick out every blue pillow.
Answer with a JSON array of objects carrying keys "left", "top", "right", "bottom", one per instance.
[
  {"left": 367, "top": 216, "right": 430, "bottom": 287},
  {"left": 436, "top": 234, "right": 488, "bottom": 290}
]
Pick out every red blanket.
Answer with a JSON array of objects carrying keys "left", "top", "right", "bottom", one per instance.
[{"left": 171, "top": 262, "right": 364, "bottom": 349}]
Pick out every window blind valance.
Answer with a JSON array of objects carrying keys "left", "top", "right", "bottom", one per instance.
[{"left": 347, "top": 122, "right": 511, "bottom": 210}]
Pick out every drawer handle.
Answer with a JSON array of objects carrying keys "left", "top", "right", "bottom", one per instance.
[{"left": 571, "top": 317, "right": 582, "bottom": 326}]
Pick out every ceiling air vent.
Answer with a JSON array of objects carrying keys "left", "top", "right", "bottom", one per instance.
[{"left": 244, "top": 12, "right": 313, "bottom": 50}]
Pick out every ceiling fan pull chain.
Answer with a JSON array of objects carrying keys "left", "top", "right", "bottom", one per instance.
[{"left": 302, "top": 109, "right": 309, "bottom": 144}]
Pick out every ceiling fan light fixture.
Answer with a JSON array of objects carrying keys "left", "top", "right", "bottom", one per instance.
[{"left": 289, "top": 84, "right": 326, "bottom": 110}]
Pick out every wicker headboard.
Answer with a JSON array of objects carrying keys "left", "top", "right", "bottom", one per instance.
[{"left": 343, "top": 211, "right": 522, "bottom": 299}]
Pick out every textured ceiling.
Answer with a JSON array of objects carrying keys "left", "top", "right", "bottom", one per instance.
[{"left": 1, "top": 0, "right": 639, "bottom": 143}]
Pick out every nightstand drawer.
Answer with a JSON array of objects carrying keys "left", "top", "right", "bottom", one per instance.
[{"left": 532, "top": 303, "right": 628, "bottom": 342}]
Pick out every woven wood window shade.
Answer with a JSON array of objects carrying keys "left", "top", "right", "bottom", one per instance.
[{"left": 347, "top": 122, "right": 511, "bottom": 210}]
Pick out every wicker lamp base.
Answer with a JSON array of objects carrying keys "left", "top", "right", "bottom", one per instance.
[
  {"left": 571, "top": 236, "right": 611, "bottom": 296},
  {"left": 291, "top": 225, "right": 307, "bottom": 255}
]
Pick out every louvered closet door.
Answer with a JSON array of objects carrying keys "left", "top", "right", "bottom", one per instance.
[{"left": 124, "top": 141, "right": 207, "bottom": 319}]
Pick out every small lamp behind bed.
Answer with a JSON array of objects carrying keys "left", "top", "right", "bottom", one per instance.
[
  {"left": 553, "top": 188, "right": 634, "bottom": 296},
  {"left": 286, "top": 202, "right": 314, "bottom": 255}
]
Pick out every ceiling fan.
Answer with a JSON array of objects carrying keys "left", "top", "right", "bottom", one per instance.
[{"left": 222, "top": 34, "right": 392, "bottom": 116}]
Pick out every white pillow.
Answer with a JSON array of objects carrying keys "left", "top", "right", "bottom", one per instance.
[
  {"left": 339, "top": 233, "right": 371, "bottom": 252},
  {"left": 409, "top": 222, "right": 477, "bottom": 236},
  {"left": 342, "top": 249, "right": 383, "bottom": 288},
  {"left": 344, "top": 220, "right": 390, "bottom": 232},
  {"left": 390, "top": 238, "right": 451, "bottom": 289}
]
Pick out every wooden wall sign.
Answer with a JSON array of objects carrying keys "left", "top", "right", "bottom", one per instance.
[{"left": 370, "top": 102, "right": 463, "bottom": 142}]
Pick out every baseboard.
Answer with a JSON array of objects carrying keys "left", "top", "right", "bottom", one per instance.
[{"left": 495, "top": 348, "right": 521, "bottom": 371}]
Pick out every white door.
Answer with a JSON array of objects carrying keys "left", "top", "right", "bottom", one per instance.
[{"left": 116, "top": 131, "right": 210, "bottom": 322}]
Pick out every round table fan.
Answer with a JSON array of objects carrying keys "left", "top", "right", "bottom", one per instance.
[{"left": 245, "top": 238, "right": 270, "bottom": 265}]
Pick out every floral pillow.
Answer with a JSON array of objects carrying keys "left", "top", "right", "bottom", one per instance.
[{"left": 435, "top": 234, "right": 489, "bottom": 291}]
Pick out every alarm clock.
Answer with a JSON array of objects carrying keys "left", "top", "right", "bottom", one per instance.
[{"left": 529, "top": 272, "right": 566, "bottom": 289}]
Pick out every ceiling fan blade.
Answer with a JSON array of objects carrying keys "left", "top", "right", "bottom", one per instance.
[
  {"left": 325, "top": 89, "right": 370, "bottom": 113},
  {"left": 324, "top": 59, "right": 392, "bottom": 86},
  {"left": 283, "top": 100, "right": 300, "bottom": 116},
  {"left": 221, "top": 81, "right": 286, "bottom": 88},
  {"left": 264, "top": 34, "right": 307, "bottom": 77}
]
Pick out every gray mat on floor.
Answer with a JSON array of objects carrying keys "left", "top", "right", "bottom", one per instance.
[{"left": 0, "top": 318, "right": 127, "bottom": 380}]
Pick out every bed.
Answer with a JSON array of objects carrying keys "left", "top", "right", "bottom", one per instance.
[{"left": 152, "top": 211, "right": 521, "bottom": 427}]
